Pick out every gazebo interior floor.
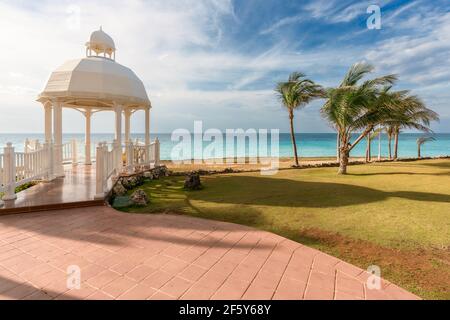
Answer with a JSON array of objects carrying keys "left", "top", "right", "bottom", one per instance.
[{"left": 0, "top": 165, "right": 105, "bottom": 215}]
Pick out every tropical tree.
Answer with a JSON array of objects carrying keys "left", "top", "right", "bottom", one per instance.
[
  {"left": 321, "top": 62, "right": 397, "bottom": 174},
  {"left": 382, "top": 93, "right": 439, "bottom": 160},
  {"left": 385, "top": 125, "right": 395, "bottom": 159},
  {"left": 417, "top": 136, "right": 435, "bottom": 158},
  {"left": 275, "top": 72, "right": 324, "bottom": 166},
  {"left": 366, "top": 126, "right": 383, "bottom": 162}
]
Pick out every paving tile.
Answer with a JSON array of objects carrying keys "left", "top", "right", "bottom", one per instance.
[
  {"left": 0, "top": 283, "right": 38, "bottom": 299},
  {"left": 148, "top": 291, "right": 176, "bottom": 300},
  {"left": 117, "top": 284, "right": 156, "bottom": 300},
  {"left": 160, "top": 259, "right": 189, "bottom": 275},
  {"left": 160, "top": 276, "right": 193, "bottom": 298},
  {"left": 101, "top": 277, "right": 137, "bottom": 298},
  {"left": 212, "top": 277, "right": 250, "bottom": 300},
  {"left": 180, "top": 283, "right": 216, "bottom": 300},
  {"left": 55, "top": 283, "right": 97, "bottom": 300},
  {"left": 272, "top": 277, "right": 307, "bottom": 300},
  {"left": 86, "top": 269, "right": 121, "bottom": 289},
  {"left": 126, "top": 265, "right": 156, "bottom": 282},
  {"left": 178, "top": 264, "right": 207, "bottom": 282},
  {"left": 336, "top": 272, "right": 364, "bottom": 298},
  {"left": 141, "top": 270, "right": 173, "bottom": 289},
  {"left": 85, "top": 290, "right": 114, "bottom": 300},
  {"left": 303, "top": 285, "right": 334, "bottom": 300}
]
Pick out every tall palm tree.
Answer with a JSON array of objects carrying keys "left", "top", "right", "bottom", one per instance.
[
  {"left": 275, "top": 72, "right": 324, "bottom": 166},
  {"left": 417, "top": 136, "right": 435, "bottom": 158},
  {"left": 321, "top": 62, "right": 397, "bottom": 174}
]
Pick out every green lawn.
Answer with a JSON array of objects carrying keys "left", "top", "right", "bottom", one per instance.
[{"left": 117, "top": 159, "right": 450, "bottom": 299}]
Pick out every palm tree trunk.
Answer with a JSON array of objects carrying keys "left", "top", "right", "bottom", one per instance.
[
  {"left": 365, "top": 136, "right": 369, "bottom": 162},
  {"left": 388, "top": 135, "right": 392, "bottom": 160},
  {"left": 394, "top": 130, "right": 399, "bottom": 160},
  {"left": 367, "top": 135, "right": 372, "bottom": 162},
  {"left": 378, "top": 128, "right": 381, "bottom": 161},
  {"left": 289, "top": 110, "right": 299, "bottom": 166},
  {"left": 418, "top": 144, "right": 421, "bottom": 159},
  {"left": 338, "top": 146, "right": 349, "bottom": 174},
  {"left": 336, "top": 132, "right": 340, "bottom": 162},
  {"left": 338, "top": 135, "right": 349, "bottom": 174}
]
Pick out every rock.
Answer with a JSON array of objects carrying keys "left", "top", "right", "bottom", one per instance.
[
  {"left": 144, "top": 171, "right": 153, "bottom": 179},
  {"left": 113, "top": 181, "right": 127, "bottom": 196},
  {"left": 121, "top": 174, "right": 145, "bottom": 189},
  {"left": 130, "top": 189, "right": 149, "bottom": 206},
  {"left": 184, "top": 172, "right": 202, "bottom": 190}
]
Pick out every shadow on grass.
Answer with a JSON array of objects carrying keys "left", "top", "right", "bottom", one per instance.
[
  {"left": 187, "top": 175, "right": 450, "bottom": 208},
  {"left": 347, "top": 171, "right": 450, "bottom": 177}
]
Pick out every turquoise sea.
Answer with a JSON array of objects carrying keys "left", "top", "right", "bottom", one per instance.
[{"left": 1, "top": 133, "right": 449, "bottom": 160}]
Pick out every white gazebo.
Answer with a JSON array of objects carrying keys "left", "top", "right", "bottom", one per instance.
[
  {"left": 0, "top": 28, "right": 159, "bottom": 202},
  {"left": 37, "top": 27, "right": 152, "bottom": 174}
]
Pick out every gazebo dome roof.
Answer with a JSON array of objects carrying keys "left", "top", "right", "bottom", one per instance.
[
  {"left": 38, "top": 57, "right": 150, "bottom": 108},
  {"left": 37, "top": 29, "right": 150, "bottom": 109}
]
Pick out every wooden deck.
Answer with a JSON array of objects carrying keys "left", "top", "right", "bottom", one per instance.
[{"left": 0, "top": 165, "right": 105, "bottom": 215}]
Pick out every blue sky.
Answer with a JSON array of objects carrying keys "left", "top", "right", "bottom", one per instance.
[{"left": 0, "top": 0, "right": 449, "bottom": 133}]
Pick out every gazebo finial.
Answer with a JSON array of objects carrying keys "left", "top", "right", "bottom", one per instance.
[{"left": 85, "top": 27, "right": 116, "bottom": 60}]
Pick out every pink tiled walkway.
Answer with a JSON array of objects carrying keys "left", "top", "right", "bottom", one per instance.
[{"left": 0, "top": 207, "right": 419, "bottom": 300}]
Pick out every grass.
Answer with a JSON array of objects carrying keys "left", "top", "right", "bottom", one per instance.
[
  {"left": 117, "top": 159, "right": 450, "bottom": 300},
  {"left": 0, "top": 182, "right": 36, "bottom": 199}
]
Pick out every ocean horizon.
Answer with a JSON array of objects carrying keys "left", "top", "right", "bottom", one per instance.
[{"left": 1, "top": 133, "right": 449, "bottom": 161}]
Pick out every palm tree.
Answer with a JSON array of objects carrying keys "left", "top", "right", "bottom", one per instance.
[
  {"left": 321, "top": 62, "right": 397, "bottom": 174},
  {"left": 385, "top": 125, "right": 395, "bottom": 160},
  {"left": 383, "top": 93, "right": 439, "bottom": 160},
  {"left": 417, "top": 136, "right": 435, "bottom": 158},
  {"left": 275, "top": 72, "right": 324, "bottom": 166},
  {"left": 366, "top": 127, "right": 382, "bottom": 162}
]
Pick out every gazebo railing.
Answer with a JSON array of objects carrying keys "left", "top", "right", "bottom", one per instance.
[
  {"left": 62, "top": 140, "right": 78, "bottom": 164},
  {"left": 0, "top": 153, "right": 5, "bottom": 194},
  {"left": 1, "top": 137, "right": 161, "bottom": 201},
  {"left": 95, "top": 138, "right": 160, "bottom": 198},
  {"left": 95, "top": 141, "right": 119, "bottom": 198},
  {"left": 1, "top": 142, "right": 54, "bottom": 200}
]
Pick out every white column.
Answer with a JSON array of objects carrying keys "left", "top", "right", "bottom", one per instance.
[
  {"left": 145, "top": 107, "right": 150, "bottom": 146},
  {"left": 85, "top": 110, "right": 92, "bottom": 165},
  {"left": 2, "top": 143, "right": 17, "bottom": 201},
  {"left": 94, "top": 142, "right": 105, "bottom": 199},
  {"left": 44, "top": 103, "right": 52, "bottom": 143},
  {"left": 114, "top": 103, "right": 123, "bottom": 170},
  {"left": 145, "top": 107, "right": 151, "bottom": 164},
  {"left": 53, "top": 101, "right": 64, "bottom": 177},
  {"left": 124, "top": 109, "right": 131, "bottom": 143}
]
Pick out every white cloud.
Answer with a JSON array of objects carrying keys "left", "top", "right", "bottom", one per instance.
[{"left": 0, "top": 0, "right": 447, "bottom": 135}]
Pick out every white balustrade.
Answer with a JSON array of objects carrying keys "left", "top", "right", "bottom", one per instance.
[
  {"left": 0, "top": 153, "right": 5, "bottom": 194},
  {"left": 0, "top": 142, "right": 55, "bottom": 201},
  {"left": 1, "top": 137, "right": 160, "bottom": 201},
  {"left": 95, "top": 141, "right": 118, "bottom": 199},
  {"left": 61, "top": 140, "right": 78, "bottom": 165}
]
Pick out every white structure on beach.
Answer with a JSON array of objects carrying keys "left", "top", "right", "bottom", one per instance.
[{"left": 0, "top": 28, "right": 160, "bottom": 202}]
